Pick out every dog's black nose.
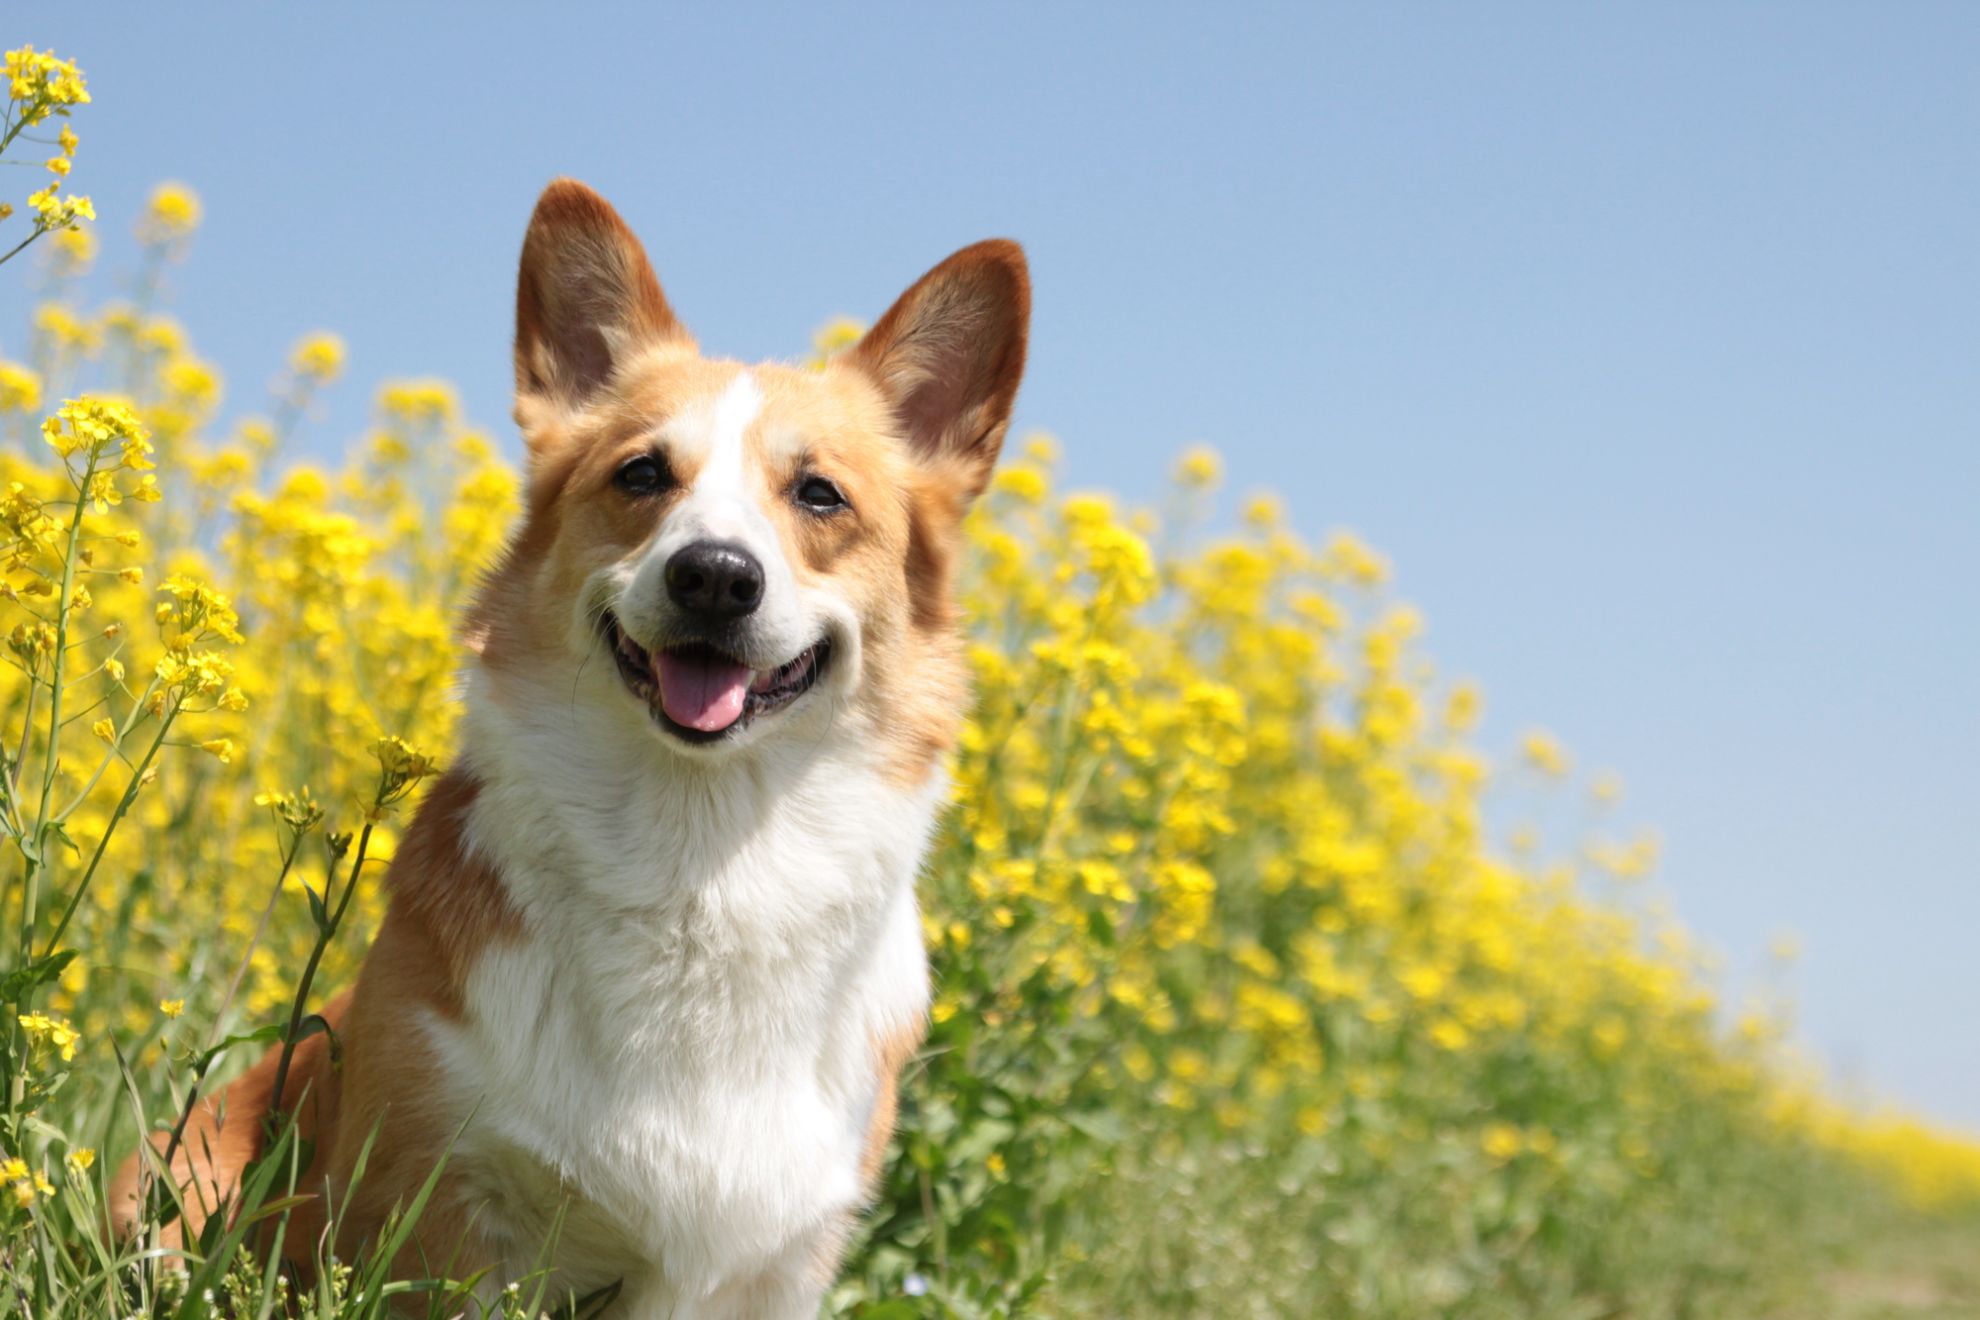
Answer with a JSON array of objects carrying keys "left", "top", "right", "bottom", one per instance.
[{"left": 666, "top": 540, "right": 764, "bottom": 618}]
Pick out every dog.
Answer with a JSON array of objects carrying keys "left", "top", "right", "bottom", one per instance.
[{"left": 111, "top": 178, "right": 1029, "bottom": 1318}]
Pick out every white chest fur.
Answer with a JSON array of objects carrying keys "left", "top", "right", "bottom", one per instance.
[{"left": 422, "top": 685, "right": 937, "bottom": 1313}]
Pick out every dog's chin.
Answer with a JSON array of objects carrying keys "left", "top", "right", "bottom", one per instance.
[{"left": 598, "top": 611, "right": 832, "bottom": 747}]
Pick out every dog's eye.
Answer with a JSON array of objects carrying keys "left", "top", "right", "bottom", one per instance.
[
  {"left": 795, "top": 475, "right": 847, "bottom": 512},
  {"left": 614, "top": 455, "right": 670, "bottom": 496}
]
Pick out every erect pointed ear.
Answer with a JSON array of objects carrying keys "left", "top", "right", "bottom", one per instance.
[
  {"left": 847, "top": 239, "right": 1029, "bottom": 499},
  {"left": 513, "top": 179, "right": 692, "bottom": 415}
]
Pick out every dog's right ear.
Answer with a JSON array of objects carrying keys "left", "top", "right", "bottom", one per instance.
[{"left": 513, "top": 179, "right": 692, "bottom": 427}]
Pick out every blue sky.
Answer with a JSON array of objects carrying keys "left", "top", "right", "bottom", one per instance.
[{"left": 16, "top": 5, "right": 1978, "bottom": 1127}]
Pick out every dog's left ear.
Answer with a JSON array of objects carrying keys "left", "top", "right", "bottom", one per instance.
[
  {"left": 848, "top": 240, "right": 1029, "bottom": 501},
  {"left": 514, "top": 178, "right": 693, "bottom": 426}
]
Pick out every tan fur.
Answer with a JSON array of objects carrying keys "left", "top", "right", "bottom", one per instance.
[
  {"left": 111, "top": 179, "right": 1027, "bottom": 1301},
  {"left": 859, "top": 1020, "right": 929, "bottom": 1191}
]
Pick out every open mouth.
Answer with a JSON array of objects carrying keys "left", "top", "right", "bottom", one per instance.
[{"left": 600, "top": 612, "right": 830, "bottom": 742}]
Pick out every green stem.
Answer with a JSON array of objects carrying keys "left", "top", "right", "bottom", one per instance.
[
  {"left": 37, "top": 707, "right": 177, "bottom": 961},
  {"left": 51, "top": 677, "right": 161, "bottom": 824},
  {"left": 265, "top": 814, "right": 377, "bottom": 1142},
  {"left": 0, "top": 228, "right": 45, "bottom": 270},
  {"left": 19, "top": 458, "right": 96, "bottom": 962},
  {"left": 0, "top": 101, "right": 40, "bottom": 157}
]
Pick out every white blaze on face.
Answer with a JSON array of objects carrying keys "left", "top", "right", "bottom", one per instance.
[
  {"left": 615, "top": 370, "right": 816, "bottom": 669},
  {"left": 673, "top": 370, "right": 764, "bottom": 544}
]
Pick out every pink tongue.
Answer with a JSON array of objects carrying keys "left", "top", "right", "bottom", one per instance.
[{"left": 655, "top": 651, "right": 753, "bottom": 732}]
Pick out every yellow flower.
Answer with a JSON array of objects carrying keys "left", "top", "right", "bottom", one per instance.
[
  {"left": 199, "top": 738, "right": 234, "bottom": 764},
  {"left": 378, "top": 380, "right": 458, "bottom": 426},
  {"left": 0, "top": 362, "right": 41, "bottom": 414},
  {"left": 290, "top": 332, "right": 346, "bottom": 382},
  {"left": 84, "top": 469, "right": 121, "bottom": 513},
  {"left": 1444, "top": 681, "right": 1483, "bottom": 733},
  {"left": 1318, "top": 530, "right": 1389, "bottom": 587},
  {"left": 373, "top": 735, "right": 435, "bottom": 782},
  {"left": 155, "top": 575, "right": 244, "bottom": 648},
  {"left": 990, "top": 464, "right": 1048, "bottom": 504},
  {"left": 1242, "top": 493, "right": 1283, "bottom": 528},
  {"left": 18, "top": 1012, "right": 80, "bottom": 1062},
  {"left": 1174, "top": 444, "right": 1223, "bottom": 489},
  {"left": 41, "top": 396, "right": 148, "bottom": 463},
  {"left": 1430, "top": 1018, "right": 1472, "bottom": 1051},
  {"left": 371, "top": 735, "right": 438, "bottom": 810},
  {"left": 138, "top": 181, "right": 201, "bottom": 243},
  {"left": 162, "top": 357, "right": 220, "bottom": 411},
  {"left": 1482, "top": 1123, "right": 1524, "bottom": 1164},
  {"left": 1520, "top": 729, "right": 1570, "bottom": 778},
  {"left": 48, "top": 225, "right": 96, "bottom": 275},
  {"left": 3, "top": 46, "right": 90, "bottom": 129},
  {"left": 25, "top": 183, "right": 93, "bottom": 231},
  {"left": 807, "top": 315, "right": 865, "bottom": 368},
  {"left": 158, "top": 999, "right": 184, "bottom": 1019}
]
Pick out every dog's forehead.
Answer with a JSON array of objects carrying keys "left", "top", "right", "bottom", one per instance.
[
  {"left": 656, "top": 368, "right": 768, "bottom": 467},
  {"left": 637, "top": 361, "right": 866, "bottom": 476}
]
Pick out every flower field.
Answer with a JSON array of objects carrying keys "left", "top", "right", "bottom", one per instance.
[{"left": 1, "top": 45, "right": 1977, "bottom": 1318}]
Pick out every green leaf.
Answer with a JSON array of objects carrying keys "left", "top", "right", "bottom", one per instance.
[
  {"left": 192, "top": 1022, "right": 283, "bottom": 1077},
  {"left": 1060, "top": 1108, "right": 1128, "bottom": 1145},
  {"left": 0, "top": 949, "right": 77, "bottom": 1003}
]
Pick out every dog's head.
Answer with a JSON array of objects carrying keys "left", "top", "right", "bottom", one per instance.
[{"left": 467, "top": 180, "right": 1027, "bottom": 783}]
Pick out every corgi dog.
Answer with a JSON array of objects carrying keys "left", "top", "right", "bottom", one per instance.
[{"left": 112, "top": 179, "right": 1029, "bottom": 1317}]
